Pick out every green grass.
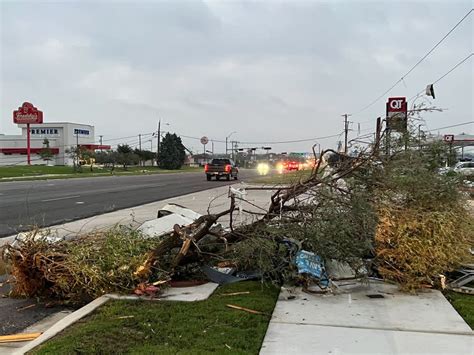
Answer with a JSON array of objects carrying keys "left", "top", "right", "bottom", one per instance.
[
  {"left": 0, "top": 165, "right": 201, "bottom": 181},
  {"left": 445, "top": 291, "right": 474, "bottom": 329},
  {"left": 31, "top": 281, "right": 279, "bottom": 354},
  {"left": 251, "top": 170, "right": 312, "bottom": 185}
]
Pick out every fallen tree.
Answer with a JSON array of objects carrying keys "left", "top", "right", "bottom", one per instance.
[{"left": 2, "top": 115, "right": 473, "bottom": 303}]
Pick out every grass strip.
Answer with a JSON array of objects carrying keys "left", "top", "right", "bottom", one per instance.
[{"left": 31, "top": 281, "right": 279, "bottom": 354}]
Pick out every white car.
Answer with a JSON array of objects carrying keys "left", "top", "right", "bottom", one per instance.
[{"left": 453, "top": 161, "right": 474, "bottom": 176}]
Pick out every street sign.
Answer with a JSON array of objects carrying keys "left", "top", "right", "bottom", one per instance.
[
  {"left": 13, "top": 102, "right": 43, "bottom": 124},
  {"left": 386, "top": 97, "right": 407, "bottom": 132},
  {"left": 200, "top": 136, "right": 209, "bottom": 145},
  {"left": 444, "top": 134, "right": 454, "bottom": 143}
]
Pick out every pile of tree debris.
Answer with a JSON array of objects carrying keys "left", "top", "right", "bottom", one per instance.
[{"left": 2, "top": 121, "right": 473, "bottom": 305}]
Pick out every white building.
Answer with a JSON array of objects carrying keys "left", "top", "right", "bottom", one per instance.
[{"left": 0, "top": 122, "right": 109, "bottom": 166}]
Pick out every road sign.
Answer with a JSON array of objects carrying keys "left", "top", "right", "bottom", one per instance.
[
  {"left": 386, "top": 97, "right": 407, "bottom": 132},
  {"left": 444, "top": 134, "right": 454, "bottom": 143},
  {"left": 200, "top": 136, "right": 209, "bottom": 145},
  {"left": 13, "top": 102, "right": 43, "bottom": 124}
]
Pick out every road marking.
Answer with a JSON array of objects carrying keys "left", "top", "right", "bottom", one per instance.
[
  {"left": 41, "top": 195, "right": 81, "bottom": 202},
  {"left": 76, "top": 201, "right": 85, "bottom": 205}
]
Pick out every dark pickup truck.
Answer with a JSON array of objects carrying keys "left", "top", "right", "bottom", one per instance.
[{"left": 204, "top": 158, "right": 239, "bottom": 181}]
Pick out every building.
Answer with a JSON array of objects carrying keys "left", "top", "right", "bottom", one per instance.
[{"left": 0, "top": 122, "right": 110, "bottom": 166}]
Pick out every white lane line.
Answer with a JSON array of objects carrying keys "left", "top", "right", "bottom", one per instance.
[
  {"left": 76, "top": 201, "right": 85, "bottom": 205},
  {"left": 41, "top": 195, "right": 81, "bottom": 202}
]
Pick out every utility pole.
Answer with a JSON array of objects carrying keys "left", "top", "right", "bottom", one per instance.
[
  {"left": 342, "top": 114, "right": 351, "bottom": 155},
  {"left": 211, "top": 140, "right": 214, "bottom": 155},
  {"left": 375, "top": 117, "right": 381, "bottom": 155},
  {"left": 156, "top": 120, "right": 161, "bottom": 166},
  {"left": 138, "top": 133, "right": 142, "bottom": 166},
  {"left": 99, "top": 135, "right": 103, "bottom": 152}
]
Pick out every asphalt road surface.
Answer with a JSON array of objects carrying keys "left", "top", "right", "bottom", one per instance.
[{"left": 0, "top": 170, "right": 256, "bottom": 238}]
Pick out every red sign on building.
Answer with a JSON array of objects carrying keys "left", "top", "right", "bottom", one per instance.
[{"left": 13, "top": 102, "right": 43, "bottom": 124}]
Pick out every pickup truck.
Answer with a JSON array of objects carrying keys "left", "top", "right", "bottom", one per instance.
[{"left": 204, "top": 159, "right": 239, "bottom": 181}]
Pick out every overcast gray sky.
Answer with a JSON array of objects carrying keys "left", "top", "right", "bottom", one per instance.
[{"left": 1, "top": 0, "right": 472, "bottom": 153}]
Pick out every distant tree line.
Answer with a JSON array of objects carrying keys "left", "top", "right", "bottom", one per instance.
[{"left": 92, "top": 133, "right": 186, "bottom": 170}]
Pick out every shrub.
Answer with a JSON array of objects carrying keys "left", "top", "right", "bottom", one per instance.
[{"left": 375, "top": 206, "right": 473, "bottom": 291}]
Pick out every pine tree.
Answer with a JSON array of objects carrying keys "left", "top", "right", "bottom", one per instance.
[{"left": 158, "top": 133, "right": 186, "bottom": 169}]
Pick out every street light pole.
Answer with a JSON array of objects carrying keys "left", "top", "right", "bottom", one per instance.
[{"left": 226, "top": 131, "right": 237, "bottom": 157}]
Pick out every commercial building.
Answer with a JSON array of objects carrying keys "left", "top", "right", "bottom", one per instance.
[{"left": 0, "top": 122, "right": 110, "bottom": 166}]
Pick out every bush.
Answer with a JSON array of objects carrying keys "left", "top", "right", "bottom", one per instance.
[{"left": 375, "top": 206, "right": 473, "bottom": 291}]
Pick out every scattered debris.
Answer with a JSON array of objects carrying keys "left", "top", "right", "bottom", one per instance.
[
  {"left": 366, "top": 294, "right": 385, "bottom": 299},
  {"left": 296, "top": 251, "right": 330, "bottom": 288},
  {"left": 226, "top": 304, "right": 267, "bottom": 315},
  {"left": 447, "top": 264, "right": 474, "bottom": 294},
  {"left": 16, "top": 304, "right": 36, "bottom": 311},
  {"left": 117, "top": 315, "right": 135, "bottom": 319},
  {"left": 202, "top": 266, "right": 260, "bottom": 285},
  {"left": 0, "top": 332, "right": 42, "bottom": 343},
  {"left": 220, "top": 291, "right": 250, "bottom": 296},
  {"left": 133, "top": 283, "right": 161, "bottom": 297}
]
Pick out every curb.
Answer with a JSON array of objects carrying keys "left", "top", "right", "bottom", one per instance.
[{"left": 15, "top": 296, "right": 109, "bottom": 354}]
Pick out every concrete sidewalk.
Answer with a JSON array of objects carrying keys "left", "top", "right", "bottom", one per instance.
[{"left": 260, "top": 280, "right": 473, "bottom": 355}]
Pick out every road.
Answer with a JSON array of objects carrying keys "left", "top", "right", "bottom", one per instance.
[{"left": 0, "top": 170, "right": 256, "bottom": 237}]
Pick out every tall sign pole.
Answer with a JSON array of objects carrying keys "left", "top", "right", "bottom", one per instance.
[
  {"left": 13, "top": 102, "right": 43, "bottom": 165},
  {"left": 386, "top": 97, "right": 407, "bottom": 155},
  {"left": 27, "top": 122, "right": 31, "bottom": 165}
]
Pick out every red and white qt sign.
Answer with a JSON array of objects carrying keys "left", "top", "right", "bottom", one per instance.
[{"left": 387, "top": 97, "right": 407, "bottom": 113}]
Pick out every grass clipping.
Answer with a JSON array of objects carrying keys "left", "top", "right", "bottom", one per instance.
[
  {"left": 375, "top": 206, "right": 473, "bottom": 291},
  {"left": 1, "top": 227, "right": 168, "bottom": 304}
]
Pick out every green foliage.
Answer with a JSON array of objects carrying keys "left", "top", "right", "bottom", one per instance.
[
  {"left": 37, "top": 138, "right": 53, "bottom": 162},
  {"left": 231, "top": 224, "right": 299, "bottom": 283},
  {"left": 31, "top": 282, "right": 279, "bottom": 354},
  {"left": 303, "top": 189, "right": 377, "bottom": 268},
  {"left": 117, "top": 144, "right": 132, "bottom": 154},
  {"left": 158, "top": 133, "right": 186, "bottom": 169}
]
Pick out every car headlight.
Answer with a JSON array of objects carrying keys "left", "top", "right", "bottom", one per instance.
[{"left": 257, "top": 163, "right": 270, "bottom": 175}]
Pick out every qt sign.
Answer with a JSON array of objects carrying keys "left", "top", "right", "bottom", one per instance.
[
  {"left": 386, "top": 97, "right": 407, "bottom": 132},
  {"left": 387, "top": 97, "right": 407, "bottom": 113}
]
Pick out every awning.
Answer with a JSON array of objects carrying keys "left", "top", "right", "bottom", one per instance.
[{"left": 0, "top": 148, "right": 60, "bottom": 154}]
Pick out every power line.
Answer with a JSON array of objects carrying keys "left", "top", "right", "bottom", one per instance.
[
  {"left": 237, "top": 132, "right": 344, "bottom": 145},
  {"left": 426, "top": 121, "right": 474, "bottom": 132},
  {"left": 351, "top": 8, "right": 473, "bottom": 116},
  {"left": 408, "top": 52, "right": 474, "bottom": 101}
]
